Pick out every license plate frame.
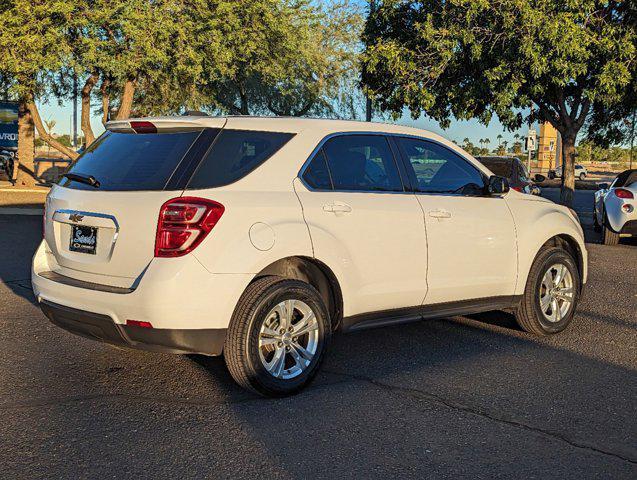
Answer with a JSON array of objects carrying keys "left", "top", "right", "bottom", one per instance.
[{"left": 69, "top": 225, "right": 98, "bottom": 255}]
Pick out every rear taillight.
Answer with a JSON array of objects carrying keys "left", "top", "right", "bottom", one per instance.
[
  {"left": 615, "top": 188, "right": 634, "bottom": 199},
  {"left": 155, "top": 197, "right": 224, "bottom": 258},
  {"left": 511, "top": 186, "right": 523, "bottom": 192},
  {"left": 127, "top": 319, "right": 153, "bottom": 328}
]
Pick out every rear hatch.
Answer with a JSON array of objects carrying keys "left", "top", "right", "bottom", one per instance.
[{"left": 44, "top": 118, "right": 226, "bottom": 288}]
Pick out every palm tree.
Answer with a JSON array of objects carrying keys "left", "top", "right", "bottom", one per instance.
[
  {"left": 503, "top": 140, "right": 509, "bottom": 153},
  {"left": 484, "top": 138, "right": 491, "bottom": 153},
  {"left": 44, "top": 119, "right": 56, "bottom": 157},
  {"left": 496, "top": 134, "right": 503, "bottom": 146}
]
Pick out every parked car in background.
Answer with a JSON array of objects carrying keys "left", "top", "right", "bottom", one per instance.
[
  {"left": 475, "top": 156, "right": 544, "bottom": 195},
  {"left": 549, "top": 164, "right": 587, "bottom": 180},
  {"left": 33, "top": 116, "right": 586, "bottom": 396},
  {"left": 594, "top": 169, "right": 637, "bottom": 245}
]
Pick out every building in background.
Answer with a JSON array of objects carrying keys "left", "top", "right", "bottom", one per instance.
[{"left": 533, "top": 121, "right": 562, "bottom": 174}]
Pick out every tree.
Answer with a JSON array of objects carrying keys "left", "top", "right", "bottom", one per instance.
[
  {"left": 192, "top": 0, "right": 363, "bottom": 117},
  {"left": 43, "top": 119, "right": 56, "bottom": 157},
  {"left": 484, "top": 138, "right": 491, "bottom": 153},
  {"left": 363, "top": 0, "right": 637, "bottom": 206},
  {"left": 497, "top": 134, "right": 503, "bottom": 147},
  {"left": 0, "top": 0, "right": 78, "bottom": 186}
]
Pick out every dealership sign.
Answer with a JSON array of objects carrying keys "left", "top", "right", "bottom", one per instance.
[{"left": 0, "top": 101, "right": 19, "bottom": 149}]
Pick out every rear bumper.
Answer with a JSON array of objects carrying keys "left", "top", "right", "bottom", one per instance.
[
  {"left": 620, "top": 220, "right": 637, "bottom": 236},
  {"left": 32, "top": 241, "right": 254, "bottom": 333},
  {"left": 40, "top": 300, "right": 226, "bottom": 355}
]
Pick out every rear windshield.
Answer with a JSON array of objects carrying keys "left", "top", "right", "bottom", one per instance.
[
  {"left": 477, "top": 158, "right": 513, "bottom": 178},
  {"left": 186, "top": 129, "right": 294, "bottom": 189},
  {"left": 59, "top": 130, "right": 201, "bottom": 191}
]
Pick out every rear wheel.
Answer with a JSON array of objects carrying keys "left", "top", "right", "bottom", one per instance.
[
  {"left": 224, "top": 276, "right": 331, "bottom": 397},
  {"left": 602, "top": 224, "right": 620, "bottom": 245},
  {"left": 602, "top": 211, "right": 620, "bottom": 245},
  {"left": 515, "top": 247, "right": 580, "bottom": 335}
]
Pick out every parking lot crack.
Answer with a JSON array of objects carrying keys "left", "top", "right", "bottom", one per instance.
[{"left": 323, "top": 369, "right": 637, "bottom": 465}]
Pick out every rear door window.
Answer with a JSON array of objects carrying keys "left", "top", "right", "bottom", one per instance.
[
  {"left": 321, "top": 135, "right": 403, "bottom": 192},
  {"left": 60, "top": 130, "right": 203, "bottom": 191},
  {"left": 187, "top": 129, "right": 294, "bottom": 189}
]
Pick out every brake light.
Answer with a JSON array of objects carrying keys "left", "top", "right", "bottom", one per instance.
[
  {"left": 127, "top": 320, "right": 153, "bottom": 328},
  {"left": 155, "top": 197, "right": 224, "bottom": 258},
  {"left": 615, "top": 188, "right": 634, "bottom": 199},
  {"left": 130, "top": 121, "right": 157, "bottom": 134},
  {"left": 511, "top": 186, "right": 523, "bottom": 192}
]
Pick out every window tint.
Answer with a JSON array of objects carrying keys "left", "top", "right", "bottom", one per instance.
[
  {"left": 397, "top": 137, "right": 485, "bottom": 195},
  {"left": 322, "top": 135, "right": 403, "bottom": 192},
  {"left": 303, "top": 150, "right": 332, "bottom": 190},
  {"left": 477, "top": 158, "right": 513, "bottom": 178},
  {"left": 188, "top": 129, "right": 294, "bottom": 189},
  {"left": 60, "top": 130, "right": 201, "bottom": 191}
]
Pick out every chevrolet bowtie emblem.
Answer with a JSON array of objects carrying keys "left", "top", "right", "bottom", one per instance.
[{"left": 69, "top": 213, "right": 84, "bottom": 223}]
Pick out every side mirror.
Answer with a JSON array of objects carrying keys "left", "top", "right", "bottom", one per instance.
[
  {"left": 487, "top": 175, "right": 510, "bottom": 195},
  {"left": 533, "top": 174, "right": 546, "bottom": 183},
  {"left": 598, "top": 182, "right": 609, "bottom": 190}
]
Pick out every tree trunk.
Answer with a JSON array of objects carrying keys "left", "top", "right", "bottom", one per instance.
[
  {"left": 15, "top": 100, "right": 36, "bottom": 187},
  {"left": 115, "top": 77, "right": 136, "bottom": 120},
  {"left": 559, "top": 133, "right": 577, "bottom": 207},
  {"left": 81, "top": 73, "right": 99, "bottom": 145},
  {"left": 27, "top": 99, "right": 79, "bottom": 161},
  {"left": 101, "top": 78, "right": 110, "bottom": 124}
]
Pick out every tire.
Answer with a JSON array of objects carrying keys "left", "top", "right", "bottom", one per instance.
[
  {"left": 515, "top": 247, "right": 580, "bottom": 336},
  {"left": 602, "top": 223, "right": 620, "bottom": 245},
  {"left": 593, "top": 202, "right": 601, "bottom": 232},
  {"left": 224, "top": 276, "right": 331, "bottom": 397},
  {"left": 579, "top": 173, "right": 586, "bottom": 181}
]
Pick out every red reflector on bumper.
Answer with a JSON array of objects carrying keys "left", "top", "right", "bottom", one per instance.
[{"left": 126, "top": 320, "right": 153, "bottom": 328}]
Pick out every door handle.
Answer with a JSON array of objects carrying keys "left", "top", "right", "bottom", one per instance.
[
  {"left": 323, "top": 202, "right": 352, "bottom": 214},
  {"left": 428, "top": 209, "right": 452, "bottom": 219}
]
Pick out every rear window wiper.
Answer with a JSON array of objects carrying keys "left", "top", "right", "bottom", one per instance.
[{"left": 63, "top": 173, "right": 101, "bottom": 188}]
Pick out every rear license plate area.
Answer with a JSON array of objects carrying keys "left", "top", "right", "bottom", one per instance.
[{"left": 69, "top": 225, "right": 97, "bottom": 254}]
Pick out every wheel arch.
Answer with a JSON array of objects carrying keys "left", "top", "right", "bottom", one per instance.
[{"left": 252, "top": 256, "right": 344, "bottom": 331}]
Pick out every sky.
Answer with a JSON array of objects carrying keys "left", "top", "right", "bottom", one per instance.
[{"left": 37, "top": 98, "right": 534, "bottom": 148}]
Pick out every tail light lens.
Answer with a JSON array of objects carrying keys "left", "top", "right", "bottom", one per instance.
[
  {"left": 511, "top": 186, "right": 523, "bottom": 192},
  {"left": 155, "top": 197, "right": 224, "bottom": 258},
  {"left": 130, "top": 121, "right": 157, "bottom": 134},
  {"left": 615, "top": 188, "right": 634, "bottom": 199}
]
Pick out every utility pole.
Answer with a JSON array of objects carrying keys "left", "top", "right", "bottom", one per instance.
[{"left": 72, "top": 74, "right": 78, "bottom": 148}]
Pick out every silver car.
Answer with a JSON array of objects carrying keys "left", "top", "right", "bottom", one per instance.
[{"left": 594, "top": 169, "right": 637, "bottom": 245}]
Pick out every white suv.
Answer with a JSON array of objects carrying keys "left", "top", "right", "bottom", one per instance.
[{"left": 32, "top": 116, "right": 587, "bottom": 396}]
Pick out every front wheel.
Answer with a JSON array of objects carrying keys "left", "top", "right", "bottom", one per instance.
[
  {"left": 224, "top": 276, "right": 331, "bottom": 397},
  {"left": 515, "top": 247, "right": 580, "bottom": 335}
]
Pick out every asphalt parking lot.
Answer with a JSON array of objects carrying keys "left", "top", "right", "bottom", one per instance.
[{"left": 0, "top": 188, "right": 635, "bottom": 479}]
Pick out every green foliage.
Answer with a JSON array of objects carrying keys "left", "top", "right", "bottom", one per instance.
[
  {"left": 0, "top": 0, "right": 73, "bottom": 99},
  {"left": 191, "top": 0, "right": 363, "bottom": 117},
  {"left": 363, "top": 0, "right": 636, "bottom": 135}
]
